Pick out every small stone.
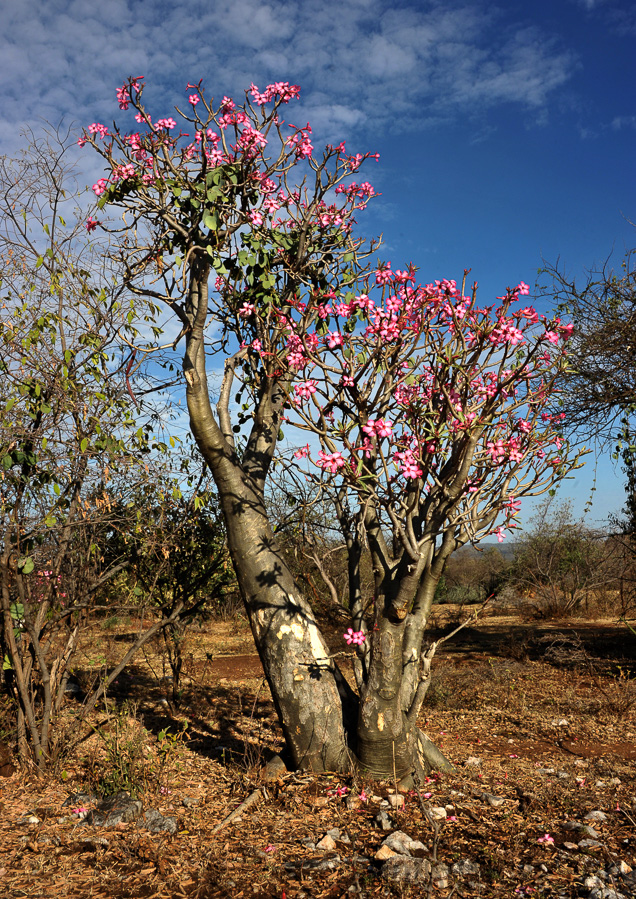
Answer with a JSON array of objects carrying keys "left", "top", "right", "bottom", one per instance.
[
  {"left": 262, "top": 753, "right": 287, "bottom": 780},
  {"left": 23, "top": 815, "right": 40, "bottom": 825},
  {"left": 608, "top": 861, "right": 632, "bottom": 876},
  {"left": 142, "top": 809, "right": 177, "bottom": 834},
  {"left": 432, "top": 862, "right": 450, "bottom": 889},
  {"left": 408, "top": 840, "right": 428, "bottom": 857},
  {"left": 465, "top": 756, "right": 481, "bottom": 767},
  {"left": 551, "top": 719, "right": 569, "bottom": 726},
  {"left": 326, "top": 828, "right": 341, "bottom": 840},
  {"left": 182, "top": 796, "right": 200, "bottom": 808},
  {"left": 375, "top": 844, "right": 398, "bottom": 860},
  {"left": 81, "top": 836, "right": 109, "bottom": 851},
  {"left": 595, "top": 781, "right": 606, "bottom": 788},
  {"left": 452, "top": 859, "right": 480, "bottom": 877},
  {"left": 523, "top": 864, "right": 534, "bottom": 875},
  {"left": 482, "top": 792, "right": 505, "bottom": 808},
  {"left": 578, "top": 839, "right": 603, "bottom": 849},
  {"left": 585, "top": 810, "right": 607, "bottom": 822},
  {"left": 584, "top": 875, "right": 604, "bottom": 890},
  {"left": 387, "top": 793, "right": 405, "bottom": 809},
  {"left": 381, "top": 856, "right": 431, "bottom": 885},
  {"left": 316, "top": 834, "right": 337, "bottom": 851},
  {"left": 563, "top": 842, "right": 578, "bottom": 850},
  {"left": 538, "top": 768, "right": 555, "bottom": 776},
  {"left": 284, "top": 856, "right": 341, "bottom": 874},
  {"left": 429, "top": 806, "right": 447, "bottom": 821},
  {"left": 383, "top": 831, "right": 414, "bottom": 856},
  {"left": 398, "top": 774, "right": 415, "bottom": 790},
  {"left": 374, "top": 810, "right": 393, "bottom": 831},
  {"left": 609, "top": 777, "right": 622, "bottom": 786},
  {"left": 557, "top": 771, "right": 570, "bottom": 779}
]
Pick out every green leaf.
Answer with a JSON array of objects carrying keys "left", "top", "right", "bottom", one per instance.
[
  {"left": 36, "top": 255, "right": 44, "bottom": 268},
  {"left": 80, "top": 437, "right": 89, "bottom": 453},
  {"left": 17, "top": 557, "right": 34, "bottom": 575},
  {"left": 43, "top": 223, "right": 50, "bottom": 236},
  {"left": 2, "top": 654, "right": 12, "bottom": 672}
]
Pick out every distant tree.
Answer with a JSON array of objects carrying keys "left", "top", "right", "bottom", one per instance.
[
  {"left": 545, "top": 247, "right": 636, "bottom": 447},
  {"left": 102, "top": 459, "right": 234, "bottom": 702},
  {"left": 510, "top": 500, "right": 617, "bottom": 617},
  {"left": 0, "top": 132, "right": 228, "bottom": 767}
]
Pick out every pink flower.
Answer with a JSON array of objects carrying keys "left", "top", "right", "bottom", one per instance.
[
  {"left": 238, "top": 303, "right": 255, "bottom": 318},
  {"left": 517, "top": 282, "right": 530, "bottom": 295},
  {"left": 358, "top": 790, "right": 369, "bottom": 803},
  {"left": 188, "top": 94, "right": 200, "bottom": 105},
  {"left": 327, "top": 332, "right": 343, "bottom": 349},
  {"left": 375, "top": 419, "right": 393, "bottom": 439},
  {"left": 155, "top": 117, "right": 176, "bottom": 130},
  {"left": 294, "top": 444, "right": 309, "bottom": 459},
  {"left": 85, "top": 217, "right": 99, "bottom": 232},
  {"left": 544, "top": 330, "right": 560, "bottom": 345},
  {"left": 249, "top": 210, "right": 264, "bottom": 226},
  {"left": 294, "top": 379, "right": 318, "bottom": 401},
  {"left": 317, "top": 450, "right": 346, "bottom": 474},
  {"left": 496, "top": 527, "right": 506, "bottom": 543},
  {"left": 92, "top": 179, "right": 109, "bottom": 196},
  {"left": 343, "top": 628, "right": 366, "bottom": 645},
  {"left": 88, "top": 122, "right": 109, "bottom": 139},
  {"left": 537, "top": 833, "right": 554, "bottom": 845}
]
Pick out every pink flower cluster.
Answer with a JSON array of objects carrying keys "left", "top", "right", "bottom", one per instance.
[{"left": 249, "top": 81, "right": 301, "bottom": 105}]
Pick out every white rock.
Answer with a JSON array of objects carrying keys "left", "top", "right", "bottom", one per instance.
[
  {"left": 585, "top": 810, "right": 607, "bottom": 822},
  {"left": 429, "top": 806, "right": 447, "bottom": 821},
  {"left": 375, "top": 844, "right": 398, "bottom": 860},
  {"left": 382, "top": 831, "right": 413, "bottom": 856},
  {"left": 482, "top": 792, "right": 505, "bottom": 808},
  {"left": 316, "top": 834, "right": 337, "bottom": 851},
  {"left": 387, "top": 793, "right": 405, "bottom": 809},
  {"left": 465, "top": 756, "right": 481, "bottom": 767}
]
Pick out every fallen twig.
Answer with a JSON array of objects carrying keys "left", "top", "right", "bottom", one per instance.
[{"left": 212, "top": 788, "right": 262, "bottom": 834}]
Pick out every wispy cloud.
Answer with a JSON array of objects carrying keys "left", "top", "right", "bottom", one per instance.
[
  {"left": 0, "top": 0, "right": 577, "bottom": 154},
  {"left": 611, "top": 115, "right": 636, "bottom": 131}
]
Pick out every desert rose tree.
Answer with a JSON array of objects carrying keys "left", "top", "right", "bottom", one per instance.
[{"left": 81, "top": 77, "right": 583, "bottom": 776}]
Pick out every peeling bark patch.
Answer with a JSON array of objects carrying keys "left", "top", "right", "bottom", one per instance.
[{"left": 377, "top": 712, "right": 385, "bottom": 732}]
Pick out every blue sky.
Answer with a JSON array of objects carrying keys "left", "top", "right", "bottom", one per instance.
[{"left": 1, "top": 0, "right": 634, "bottom": 528}]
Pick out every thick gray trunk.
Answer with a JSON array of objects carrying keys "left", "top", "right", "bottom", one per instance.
[{"left": 221, "top": 488, "right": 355, "bottom": 771}]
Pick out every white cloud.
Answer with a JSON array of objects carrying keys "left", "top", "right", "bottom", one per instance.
[
  {"left": 611, "top": 115, "right": 636, "bottom": 131},
  {"left": 0, "top": 0, "right": 578, "bottom": 156}
]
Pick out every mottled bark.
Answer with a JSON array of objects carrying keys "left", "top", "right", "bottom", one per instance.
[{"left": 183, "top": 263, "right": 355, "bottom": 770}]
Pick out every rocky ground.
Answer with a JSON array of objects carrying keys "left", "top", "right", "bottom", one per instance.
[{"left": 0, "top": 612, "right": 635, "bottom": 898}]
